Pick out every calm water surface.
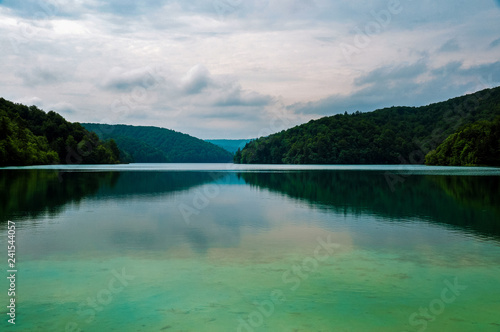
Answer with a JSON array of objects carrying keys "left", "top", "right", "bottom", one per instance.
[{"left": 1, "top": 164, "right": 500, "bottom": 331}]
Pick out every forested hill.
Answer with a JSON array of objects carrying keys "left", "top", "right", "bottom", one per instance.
[
  {"left": 82, "top": 124, "right": 233, "bottom": 163},
  {"left": 425, "top": 116, "right": 500, "bottom": 166},
  {"left": 205, "top": 139, "right": 251, "bottom": 154},
  {"left": 0, "top": 98, "right": 121, "bottom": 166},
  {"left": 235, "top": 87, "right": 500, "bottom": 165}
]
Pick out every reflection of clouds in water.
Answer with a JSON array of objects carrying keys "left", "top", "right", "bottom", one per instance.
[
  {"left": 240, "top": 171, "right": 500, "bottom": 241},
  {"left": 14, "top": 169, "right": 500, "bottom": 263},
  {"left": 204, "top": 225, "right": 353, "bottom": 264},
  {"left": 21, "top": 172, "right": 353, "bottom": 260}
]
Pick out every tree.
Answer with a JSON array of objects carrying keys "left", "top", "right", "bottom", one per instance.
[
  {"left": 234, "top": 148, "right": 242, "bottom": 163},
  {"left": 0, "top": 98, "right": 124, "bottom": 166},
  {"left": 238, "top": 87, "right": 500, "bottom": 165}
]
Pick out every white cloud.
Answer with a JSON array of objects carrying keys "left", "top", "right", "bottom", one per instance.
[
  {"left": 48, "top": 101, "right": 77, "bottom": 115},
  {"left": 181, "top": 64, "right": 212, "bottom": 94},
  {"left": 0, "top": 0, "right": 499, "bottom": 138},
  {"left": 102, "top": 67, "right": 165, "bottom": 91}
]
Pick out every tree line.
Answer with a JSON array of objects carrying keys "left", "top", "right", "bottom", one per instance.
[
  {"left": 235, "top": 87, "right": 500, "bottom": 166},
  {"left": 0, "top": 98, "right": 121, "bottom": 166},
  {"left": 82, "top": 123, "right": 234, "bottom": 163},
  {"left": 425, "top": 116, "right": 500, "bottom": 166}
]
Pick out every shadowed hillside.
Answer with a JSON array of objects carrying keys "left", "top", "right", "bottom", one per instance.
[
  {"left": 236, "top": 87, "right": 500, "bottom": 165},
  {"left": 83, "top": 123, "right": 233, "bottom": 163}
]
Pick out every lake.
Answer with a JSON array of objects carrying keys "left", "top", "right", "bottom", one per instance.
[{"left": 1, "top": 164, "right": 500, "bottom": 331}]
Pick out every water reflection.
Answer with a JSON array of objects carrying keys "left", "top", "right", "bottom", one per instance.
[
  {"left": 0, "top": 170, "right": 225, "bottom": 223},
  {"left": 1, "top": 167, "right": 499, "bottom": 332},
  {"left": 1, "top": 168, "right": 499, "bottom": 243},
  {"left": 240, "top": 171, "right": 500, "bottom": 239},
  {"left": 0, "top": 170, "right": 118, "bottom": 221}
]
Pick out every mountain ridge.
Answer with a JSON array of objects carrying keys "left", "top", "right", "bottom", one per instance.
[
  {"left": 235, "top": 86, "right": 500, "bottom": 165},
  {"left": 81, "top": 123, "right": 233, "bottom": 163}
]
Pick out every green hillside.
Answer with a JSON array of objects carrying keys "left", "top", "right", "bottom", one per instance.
[
  {"left": 82, "top": 123, "right": 233, "bottom": 163},
  {"left": 235, "top": 87, "right": 500, "bottom": 165},
  {"left": 0, "top": 98, "right": 121, "bottom": 166},
  {"left": 425, "top": 116, "right": 500, "bottom": 166},
  {"left": 205, "top": 139, "right": 251, "bottom": 154}
]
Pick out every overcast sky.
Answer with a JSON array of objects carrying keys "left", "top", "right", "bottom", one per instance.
[{"left": 1, "top": 0, "right": 499, "bottom": 139}]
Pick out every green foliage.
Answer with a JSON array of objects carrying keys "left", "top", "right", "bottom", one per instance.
[
  {"left": 237, "top": 87, "right": 500, "bottom": 165},
  {"left": 425, "top": 116, "right": 500, "bottom": 166},
  {"left": 82, "top": 124, "right": 234, "bottom": 163},
  {"left": 0, "top": 111, "right": 59, "bottom": 166},
  {"left": 0, "top": 98, "right": 123, "bottom": 166},
  {"left": 234, "top": 148, "right": 242, "bottom": 163}
]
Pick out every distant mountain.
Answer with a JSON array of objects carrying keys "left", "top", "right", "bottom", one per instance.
[
  {"left": 235, "top": 87, "right": 500, "bottom": 165},
  {"left": 82, "top": 123, "right": 233, "bottom": 163},
  {"left": 205, "top": 139, "right": 252, "bottom": 154},
  {"left": 0, "top": 98, "right": 122, "bottom": 166}
]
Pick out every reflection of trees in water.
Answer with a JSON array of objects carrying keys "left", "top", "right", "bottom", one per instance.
[
  {"left": 93, "top": 171, "right": 225, "bottom": 199},
  {"left": 0, "top": 170, "right": 119, "bottom": 222},
  {"left": 240, "top": 171, "right": 500, "bottom": 239},
  {"left": 3, "top": 169, "right": 499, "bottom": 250},
  {"left": 430, "top": 175, "right": 500, "bottom": 214},
  {"left": 0, "top": 170, "right": 225, "bottom": 223}
]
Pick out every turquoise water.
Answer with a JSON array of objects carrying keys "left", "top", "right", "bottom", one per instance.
[{"left": 1, "top": 164, "right": 500, "bottom": 331}]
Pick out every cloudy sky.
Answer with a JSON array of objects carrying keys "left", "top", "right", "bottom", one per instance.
[{"left": 1, "top": 0, "right": 499, "bottom": 139}]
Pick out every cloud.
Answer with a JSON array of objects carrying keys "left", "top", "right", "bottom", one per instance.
[
  {"left": 211, "top": 86, "right": 272, "bottom": 107},
  {"left": 430, "top": 61, "right": 463, "bottom": 76},
  {"left": 91, "top": 0, "right": 167, "bottom": 17},
  {"left": 101, "top": 67, "right": 165, "bottom": 91},
  {"left": 181, "top": 64, "right": 212, "bottom": 94},
  {"left": 178, "top": 64, "right": 273, "bottom": 107},
  {"left": 437, "top": 38, "right": 460, "bottom": 53},
  {"left": 18, "top": 96, "right": 43, "bottom": 107},
  {"left": 0, "top": 0, "right": 499, "bottom": 139},
  {"left": 0, "top": 0, "right": 84, "bottom": 19},
  {"left": 354, "top": 61, "right": 428, "bottom": 87},
  {"left": 17, "top": 66, "right": 69, "bottom": 86},
  {"left": 48, "top": 101, "right": 77, "bottom": 115},
  {"left": 289, "top": 59, "right": 500, "bottom": 116},
  {"left": 459, "top": 61, "right": 500, "bottom": 87},
  {"left": 489, "top": 37, "right": 500, "bottom": 49}
]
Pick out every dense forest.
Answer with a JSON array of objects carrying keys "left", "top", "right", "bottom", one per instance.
[
  {"left": 235, "top": 87, "right": 500, "bottom": 165},
  {"left": 0, "top": 98, "right": 121, "bottom": 166},
  {"left": 425, "top": 116, "right": 500, "bottom": 166},
  {"left": 82, "top": 123, "right": 233, "bottom": 163}
]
